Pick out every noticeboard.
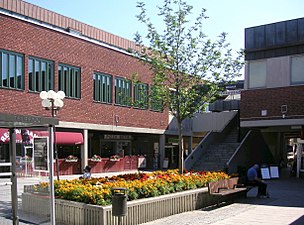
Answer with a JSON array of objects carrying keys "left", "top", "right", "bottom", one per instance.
[
  {"left": 260, "top": 167, "right": 271, "bottom": 179},
  {"left": 33, "top": 137, "right": 48, "bottom": 171},
  {"left": 270, "top": 166, "right": 279, "bottom": 178}
]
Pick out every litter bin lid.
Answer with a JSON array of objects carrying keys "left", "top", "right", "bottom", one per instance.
[{"left": 112, "top": 187, "right": 128, "bottom": 195}]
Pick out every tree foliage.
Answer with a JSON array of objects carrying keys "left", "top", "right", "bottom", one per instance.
[{"left": 133, "top": 0, "right": 244, "bottom": 173}]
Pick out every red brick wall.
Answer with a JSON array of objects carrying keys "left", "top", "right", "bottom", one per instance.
[
  {"left": 0, "top": 15, "right": 168, "bottom": 130},
  {"left": 240, "top": 85, "right": 304, "bottom": 121}
]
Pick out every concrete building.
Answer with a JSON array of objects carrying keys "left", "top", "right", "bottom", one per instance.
[{"left": 241, "top": 17, "right": 304, "bottom": 176}]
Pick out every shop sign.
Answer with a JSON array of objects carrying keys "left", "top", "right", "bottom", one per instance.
[
  {"left": 0, "top": 129, "right": 38, "bottom": 143},
  {"left": 104, "top": 134, "right": 133, "bottom": 140}
]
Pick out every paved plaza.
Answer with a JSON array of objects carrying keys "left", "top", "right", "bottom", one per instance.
[
  {"left": 0, "top": 173, "right": 303, "bottom": 225},
  {"left": 141, "top": 177, "right": 304, "bottom": 225}
]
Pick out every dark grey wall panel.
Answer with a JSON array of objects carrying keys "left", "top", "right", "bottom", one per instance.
[
  {"left": 245, "top": 17, "right": 304, "bottom": 60},
  {"left": 255, "top": 26, "right": 265, "bottom": 48},
  {"left": 245, "top": 28, "right": 255, "bottom": 49},
  {"left": 298, "top": 18, "right": 304, "bottom": 41},
  {"left": 286, "top": 20, "right": 298, "bottom": 43},
  {"left": 265, "top": 24, "right": 276, "bottom": 47},
  {"left": 275, "top": 22, "right": 286, "bottom": 45}
]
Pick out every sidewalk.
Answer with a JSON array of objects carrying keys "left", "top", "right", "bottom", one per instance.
[{"left": 141, "top": 177, "right": 304, "bottom": 225}]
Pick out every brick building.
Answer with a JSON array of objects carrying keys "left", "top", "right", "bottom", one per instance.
[
  {"left": 241, "top": 17, "right": 304, "bottom": 176},
  {"left": 0, "top": 0, "right": 170, "bottom": 174}
]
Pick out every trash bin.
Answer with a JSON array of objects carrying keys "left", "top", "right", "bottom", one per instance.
[{"left": 112, "top": 188, "right": 128, "bottom": 217}]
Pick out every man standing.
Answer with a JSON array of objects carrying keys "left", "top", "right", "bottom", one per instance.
[{"left": 247, "top": 164, "right": 269, "bottom": 198}]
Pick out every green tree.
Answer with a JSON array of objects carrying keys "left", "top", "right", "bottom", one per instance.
[{"left": 133, "top": 0, "right": 244, "bottom": 173}]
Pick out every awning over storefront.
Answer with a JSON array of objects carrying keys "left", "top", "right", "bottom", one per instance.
[
  {"left": 0, "top": 128, "right": 83, "bottom": 145},
  {"left": 34, "top": 131, "right": 84, "bottom": 145}
]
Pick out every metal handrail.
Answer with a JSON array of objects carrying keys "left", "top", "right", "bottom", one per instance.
[
  {"left": 0, "top": 172, "right": 12, "bottom": 177},
  {"left": 0, "top": 162, "right": 12, "bottom": 167},
  {"left": 0, "top": 182, "right": 12, "bottom": 186}
]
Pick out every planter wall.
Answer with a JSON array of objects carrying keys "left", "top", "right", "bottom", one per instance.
[{"left": 22, "top": 187, "right": 217, "bottom": 225}]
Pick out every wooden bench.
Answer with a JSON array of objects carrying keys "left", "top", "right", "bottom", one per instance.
[{"left": 208, "top": 177, "right": 251, "bottom": 206}]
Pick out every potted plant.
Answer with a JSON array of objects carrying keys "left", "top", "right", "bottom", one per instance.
[
  {"left": 110, "top": 155, "right": 120, "bottom": 162},
  {"left": 90, "top": 154, "right": 102, "bottom": 162},
  {"left": 65, "top": 155, "right": 78, "bottom": 162}
]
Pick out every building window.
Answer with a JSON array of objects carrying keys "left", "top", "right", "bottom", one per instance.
[
  {"left": 0, "top": 50, "right": 24, "bottom": 90},
  {"left": 93, "top": 72, "right": 112, "bottom": 103},
  {"left": 248, "top": 60, "right": 267, "bottom": 88},
  {"left": 133, "top": 82, "right": 148, "bottom": 109},
  {"left": 115, "top": 77, "right": 131, "bottom": 106},
  {"left": 150, "top": 86, "right": 163, "bottom": 112},
  {"left": 29, "top": 57, "right": 54, "bottom": 92},
  {"left": 291, "top": 55, "right": 304, "bottom": 85},
  {"left": 58, "top": 64, "right": 81, "bottom": 98}
]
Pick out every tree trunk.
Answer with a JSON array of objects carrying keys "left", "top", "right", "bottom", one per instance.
[{"left": 177, "top": 120, "right": 184, "bottom": 174}]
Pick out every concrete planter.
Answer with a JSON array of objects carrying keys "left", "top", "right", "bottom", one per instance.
[{"left": 22, "top": 187, "right": 217, "bottom": 225}]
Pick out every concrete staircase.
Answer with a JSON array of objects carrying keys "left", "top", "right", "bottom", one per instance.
[{"left": 191, "top": 128, "right": 239, "bottom": 172}]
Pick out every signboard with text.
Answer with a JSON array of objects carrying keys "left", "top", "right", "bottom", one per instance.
[{"left": 33, "top": 137, "right": 48, "bottom": 171}]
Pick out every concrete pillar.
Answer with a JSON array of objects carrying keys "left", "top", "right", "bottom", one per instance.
[
  {"left": 188, "top": 136, "right": 193, "bottom": 155},
  {"left": 81, "top": 129, "right": 89, "bottom": 170},
  {"left": 9, "top": 128, "right": 19, "bottom": 225},
  {"left": 159, "top": 134, "right": 165, "bottom": 169},
  {"left": 296, "top": 143, "right": 302, "bottom": 178}
]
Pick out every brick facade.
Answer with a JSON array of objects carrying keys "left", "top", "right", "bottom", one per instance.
[
  {"left": 0, "top": 13, "right": 168, "bottom": 130},
  {"left": 241, "top": 86, "right": 304, "bottom": 121}
]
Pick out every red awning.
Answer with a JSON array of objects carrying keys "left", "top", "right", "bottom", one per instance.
[
  {"left": 33, "top": 131, "right": 84, "bottom": 145},
  {"left": 0, "top": 128, "right": 83, "bottom": 145}
]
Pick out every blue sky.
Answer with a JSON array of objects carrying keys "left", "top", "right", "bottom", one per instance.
[{"left": 24, "top": 0, "right": 303, "bottom": 53}]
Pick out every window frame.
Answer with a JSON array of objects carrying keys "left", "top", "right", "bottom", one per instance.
[
  {"left": 93, "top": 72, "right": 113, "bottom": 104},
  {"left": 248, "top": 60, "right": 267, "bottom": 89},
  {"left": 115, "top": 77, "right": 131, "bottom": 107},
  {"left": 28, "top": 56, "right": 54, "bottom": 93},
  {"left": 291, "top": 55, "right": 304, "bottom": 85},
  {"left": 150, "top": 85, "right": 164, "bottom": 112},
  {"left": 58, "top": 63, "right": 81, "bottom": 99},
  {"left": 133, "top": 82, "right": 149, "bottom": 109},
  {"left": 0, "top": 49, "right": 24, "bottom": 90}
]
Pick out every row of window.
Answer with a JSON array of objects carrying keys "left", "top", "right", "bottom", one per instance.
[
  {"left": 248, "top": 55, "right": 304, "bottom": 89},
  {"left": 0, "top": 49, "right": 162, "bottom": 111}
]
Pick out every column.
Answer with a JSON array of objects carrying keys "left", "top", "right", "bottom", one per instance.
[
  {"left": 187, "top": 136, "right": 193, "bottom": 155},
  {"left": 159, "top": 134, "right": 165, "bottom": 169},
  {"left": 81, "top": 129, "right": 89, "bottom": 170}
]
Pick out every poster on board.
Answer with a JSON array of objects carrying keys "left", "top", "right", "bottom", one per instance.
[
  {"left": 260, "top": 167, "right": 271, "bottom": 179},
  {"left": 33, "top": 137, "right": 48, "bottom": 171},
  {"left": 270, "top": 166, "right": 279, "bottom": 178}
]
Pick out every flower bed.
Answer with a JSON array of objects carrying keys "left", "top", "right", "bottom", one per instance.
[
  {"left": 22, "top": 170, "right": 231, "bottom": 225},
  {"left": 22, "top": 186, "right": 213, "bottom": 225},
  {"left": 31, "top": 170, "right": 229, "bottom": 206}
]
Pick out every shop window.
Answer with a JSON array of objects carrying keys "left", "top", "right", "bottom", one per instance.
[
  {"left": 93, "top": 72, "right": 112, "bottom": 103},
  {"left": 248, "top": 60, "right": 267, "bottom": 88},
  {"left": 115, "top": 77, "right": 131, "bottom": 106},
  {"left": 0, "top": 50, "right": 24, "bottom": 90},
  {"left": 58, "top": 64, "right": 81, "bottom": 99},
  {"left": 133, "top": 82, "right": 148, "bottom": 109},
  {"left": 29, "top": 57, "right": 54, "bottom": 92},
  {"left": 291, "top": 55, "right": 304, "bottom": 85}
]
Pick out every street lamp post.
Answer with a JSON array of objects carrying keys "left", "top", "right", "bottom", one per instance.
[{"left": 39, "top": 90, "right": 65, "bottom": 225}]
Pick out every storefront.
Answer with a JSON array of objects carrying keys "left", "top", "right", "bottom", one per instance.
[
  {"left": 0, "top": 128, "right": 84, "bottom": 176},
  {"left": 87, "top": 131, "right": 160, "bottom": 171}
]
